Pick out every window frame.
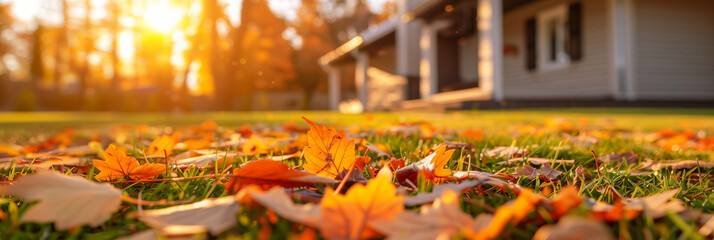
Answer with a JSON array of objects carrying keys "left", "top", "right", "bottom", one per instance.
[{"left": 536, "top": 4, "right": 571, "bottom": 72}]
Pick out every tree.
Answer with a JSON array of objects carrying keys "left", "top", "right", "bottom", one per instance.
[
  {"left": 231, "top": 0, "right": 295, "bottom": 110},
  {"left": 293, "top": 0, "right": 335, "bottom": 109}
]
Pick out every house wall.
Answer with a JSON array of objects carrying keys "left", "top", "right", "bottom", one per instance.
[
  {"left": 366, "top": 46, "right": 407, "bottom": 111},
  {"left": 502, "top": 0, "right": 613, "bottom": 99},
  {"left": 632, "top": 0, "right": 714, "bottom": 100}
]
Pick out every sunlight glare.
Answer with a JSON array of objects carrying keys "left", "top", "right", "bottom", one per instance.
[{"left": 143, "top": 0, "right": 182, "bottom": 33}]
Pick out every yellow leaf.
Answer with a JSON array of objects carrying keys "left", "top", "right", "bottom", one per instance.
[
  {"left": 242, "top": 135, "right": 268, "bottom": 155},
  {"left": 302, "top": 117, "right": 355, "bottom": 178},
  {"left": 429, "top": 145, "right": 455, "bottom": 177},
  {"left": 93, "top": 145, "right": 166, "bottom": 181},
  {"left": 318, "top": 176, "right": 403, "bottom": 240},
  {"left": 146, "top": 135, "right": 175, "bottom": 156},
  {"left": 0, "top": 169, "right": 122, "bottom": 230}
]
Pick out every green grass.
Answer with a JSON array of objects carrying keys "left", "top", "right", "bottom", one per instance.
[{"left": 1, "top": 108, "right": 713, "bottom": 239}]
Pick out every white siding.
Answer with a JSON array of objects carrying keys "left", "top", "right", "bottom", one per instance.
[
  {"left": 502, "top": 0, "right": 613, "bottom": 99},
  {"left": 633, "top": 0, "right": 714, "bottom": 100},
  {"left": 366, "top": 46, "right": 407, "bottom": 111}
]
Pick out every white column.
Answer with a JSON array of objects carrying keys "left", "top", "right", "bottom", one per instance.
[
  {"left": 354, "top": 52, "right": 369, "bottom": 110},
  {"left": 327, "top": 66, "right": 340, "bottom": 111},
  {"left": 419, "top": 22, "right": 438, "bottom": 99},
  {"left": 611, "top": 0, "right": 636, "bottom": 101},
  {"left": 477, "top": 0, "right": 504, "bottom": 101}
]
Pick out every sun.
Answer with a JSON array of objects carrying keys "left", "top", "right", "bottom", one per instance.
[{"left": 143, "top": 1, "right": 183, "bottom": 33}]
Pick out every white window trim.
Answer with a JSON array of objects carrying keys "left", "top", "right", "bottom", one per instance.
[{"left": 536, "top": 4, "right": 571, "bottom": 72}]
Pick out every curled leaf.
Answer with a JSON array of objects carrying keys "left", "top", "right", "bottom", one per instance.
[
  {"left": 225, "top": 159, "right": 338, "bottom": 194},
  {"left": 0, "top": 169, "right": 122, "bottom": 230},
  {"left": 140, "top": 195, "right": 240, "bottom": 235}
]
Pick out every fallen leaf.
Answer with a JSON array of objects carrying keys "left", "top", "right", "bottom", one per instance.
[
  {"left": 395, "top": 145, "right": 454, "bottom": 184},
  {"left": 500, "top": 157, "right": 575, "bottom": 166},
  {"left": 242, "top": 135, "right": 268, "bottom": 155},
  {"left": 225, "top": 159, "right": 337, "bottom": 194},
  {"left": 548, "top": 186, "right": 583, "bottom": 218},
  {"left": 483, "top": 146, "right": 530, "bottom": 159},
  {"left": 319, "top": 175, "right": 404, "bottom": 240},
  {"left": 140, "top": 195, "right": 240, "bottom": 235},
  {"left": 302, "top": 117, "right": 356, "bottom": 178},
  {"left": 474, "top": 189, "right": 542, "bottom": 240},
  {"left": 627, "top": 189, "right": 685, "bottom": 219},
  {"left": 588, "top": 201, "right": 641, "bottom": 221},
  {"left": 602, "top": 152, "right": 639, "bottom": 165},
  {"left": 93, "top": 145, "right": 166, "bottom": 181},
  {"left": 639, "top": 160, "right": 714, "bottom": 170},
  {"left": 116, "top": 230, "right": 158, "bottom": 240},
  {"left": 354, "top": 156, "right": 371, "bottom": 170},
  {"left": 246, "top": 187, "right": 322, "bottom": 225},
  {"left": 510, "top": 163, "right": 562, "bottom": 181},
  {"left": 372, "top": 189, "right": 474, "bottom": 240},
  {"left": 0, "top": 169, "right": 122, "bottom": 230},
  {"left": 533, "top": 217, "right": 614, "bottom": 240},
  {"left": 405, "top": 178, "right": 518, "bottom": 206},
  {"left": 145, "top": 135, "right": 175, "bottom": 156}
]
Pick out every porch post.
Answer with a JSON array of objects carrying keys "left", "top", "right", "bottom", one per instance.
[
  {"left": 419, "top": 22, "right": 438, "bottom": 99},
  {"left": 354, "top": 52, "right": 369, "bottom": 110},
  {"left": 327, "top": 66, "right": 340, "bottom": 111},
  {"left": 610, "top": 0, "right": 636, "bottom": 100},
  {"left": 477, "top": 0, "right": 504, "bottom": 101}
]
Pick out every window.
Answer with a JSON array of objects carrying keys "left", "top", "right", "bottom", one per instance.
[
  {"left": 525, "top": 2, "right": 582, "bottom": 71},
  {"left": 538, "top": 5, "right": 570, "bottom": 71}
]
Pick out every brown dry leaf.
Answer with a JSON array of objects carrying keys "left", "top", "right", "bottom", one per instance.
[
  {"left": 139, "top": 195, "right": 240, "bottom": 235},
  {"left": 533, "top": 217, "right": 614, "bottom": 240},
  {"left": 246, "top": 187, "right": 322, "bottom": 225},
  {"left": 404, "top": 178, "right": 517, "bottom": 206},
  {"left": 639, "top": 159, "right": 714, "bottom": 170},
  {"left": 173, "top": 153, "right": 236, "bottom": 167},
  {"left": 225, "top": 159, "right": 338, "bottom": 193},
  {"left": 93, "top": 145, "right": 166, "bottom": 181},
  {"left": 0, "top": 169, "right": 122, "bottom": 230},
  {"left": 483, "top": 146, "right": 530, "bottom": 159},
  {"left": 510, "top": 163, "right": 562, "bottom": 181},
  {"left": 500, "top": 157, "right": 575, "bottom": 166},
  {"left": 145, "top": 135, "right": 175, "bottom": 156},
  {"left": 627, "top": 189, "right": 684, "bottom": 219},
  {"left": 318, "top": 175, "right": 404, "bottom": 240},
  {"left": 302, "top": 117, "right": 356, "bottom": 178},
  {"left": 588, "top": 189, "right": 682, "bottom": 221},
  {"left": 602, "top": 152, "right": 639, "bottom": 165},
  {"left": 372, "top": 189, "right": 474, "bottom": 240},
  {"left": 699, "top": 214, "right": 714, "bottom": 236}
]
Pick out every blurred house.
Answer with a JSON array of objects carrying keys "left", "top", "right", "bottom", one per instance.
[{"left": 319, "top": 0, "right": 714, "bottom": 111}]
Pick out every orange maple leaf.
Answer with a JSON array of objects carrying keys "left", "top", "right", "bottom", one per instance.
[
  {"left": 224, "top": 159, "right": 337, "bottom": 194},
  {"left": 472, "top": 189, "right": 542, "bottom": 240},
  {"left": 145, "top": 135, "right": 175, "bottom": 156},
  {"left": 318, "top": 176, "right": 404, "bottom": 240},
  {"left": 93, "top": 145, "right": 166, "bottom": 181},
  {"left": 301, "top": 117, "right": 355, "bottom": 179}
]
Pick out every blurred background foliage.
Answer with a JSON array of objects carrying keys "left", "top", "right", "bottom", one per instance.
[{"left": 0, "top": 0, "right": 396, "bottom": 111}]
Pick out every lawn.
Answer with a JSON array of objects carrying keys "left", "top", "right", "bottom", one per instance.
[{"left": 1, "top": 108, "right": 713, "bottom": 239}]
